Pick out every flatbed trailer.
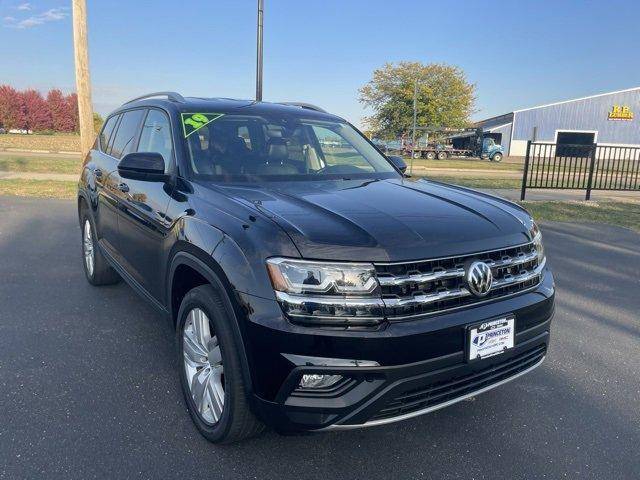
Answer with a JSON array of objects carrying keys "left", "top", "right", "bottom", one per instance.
[{"left": 404, "top": 127, "right": 504, "bottom": 162}]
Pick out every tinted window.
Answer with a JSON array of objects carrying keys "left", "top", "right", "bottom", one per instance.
[
  {"left": 110, "top": 110, "right": 145, "bottom": 159},
  {"left": 137, "top": 109, "right": 173, "bottom": 162},
  {"left": 184, "top": 114, "right": 397, "bottom": 180},
  {"left": 99, "top": 115, "right": 119, "bottom": 153}
]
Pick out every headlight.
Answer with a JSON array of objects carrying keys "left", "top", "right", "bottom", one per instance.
[
  {"left": 530, "top": 221, "right": 545, "bottom": 264},
  {"left": 266, "top": 258, "right": 383, "bottom": 327}
]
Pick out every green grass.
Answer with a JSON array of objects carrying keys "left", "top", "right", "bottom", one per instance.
[
  {"left": 406, "top": 158, "right": 522, "bottom": 171},
  {"left": 421, "top": 175, "right": 522, "bottom": 189},
  {"left": 0, "top": 179, "right": 77, "bottom": 199},
  {"left": 0, "top": 154, "right": 80, "bottom": 174},
  {"left": 521, "top": 201, "right": 640, "bottom": 232}
]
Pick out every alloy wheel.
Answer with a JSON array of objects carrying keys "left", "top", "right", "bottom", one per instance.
[
  {"left": 83, "top": 220, "right": 94, "bottom": 277},
  {"left": 183, "top": 308, "right": 225, "bottom": 424}
]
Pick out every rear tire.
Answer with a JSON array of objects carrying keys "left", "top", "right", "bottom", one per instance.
[
  {"left": 80, "top": 206, "right": 120, "bottom": 286},
  {"left": 425, "top": 151, "right": 436, "bottom": 160},
  {"left": 437, "top": 151, "right": 448, "bottom": 160},
  {"left": 177, "top": 285, "right": 264, "bottom": 444}
]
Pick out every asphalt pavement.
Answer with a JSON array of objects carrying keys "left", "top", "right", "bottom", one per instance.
[{"left": 0, "top": 196, "right": 639, "bottom": 480}]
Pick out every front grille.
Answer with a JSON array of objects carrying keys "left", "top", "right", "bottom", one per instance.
[
  {"left": 369, "top": 345, "right": 546, "bottom": 422},
  {"left": 375, "top": 241, "right": 544, "bottom": 319}
]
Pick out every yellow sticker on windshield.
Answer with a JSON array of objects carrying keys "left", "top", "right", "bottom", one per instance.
[{"left": 181, "top": 113, "right": 224, "bottom": 138}]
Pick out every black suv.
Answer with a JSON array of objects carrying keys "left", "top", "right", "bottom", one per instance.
[{"left": 78, "top": 92, "right": 554, "bottom": 443}]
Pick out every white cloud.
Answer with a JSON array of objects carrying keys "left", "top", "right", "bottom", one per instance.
[
  {"left": 16, "top": 3, "right": 32, "bottom": 11},
  {"left": 4, "top": 6, "right": 69, "bottom": 29}
]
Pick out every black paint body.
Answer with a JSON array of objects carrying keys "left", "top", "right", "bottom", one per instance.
[{"left": 78, "top": 98, "right": 554, "bottom": 432}]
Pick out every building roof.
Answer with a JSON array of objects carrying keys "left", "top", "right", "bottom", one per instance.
[{"left": 477, "top": 86, "right": 640, "bottom": 123}]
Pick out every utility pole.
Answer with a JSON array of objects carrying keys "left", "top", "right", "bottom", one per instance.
[
  {"left": 255, "top": 0, "right": 264, "bottom": 102},
  {"left": 410, "top": 79, "right": 418, "bottom": 175},
  {"left": 72, "top": 0, "right": 94, "bottom": 157}
]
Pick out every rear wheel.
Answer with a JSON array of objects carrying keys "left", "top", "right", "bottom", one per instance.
[
  {"left": 80, "top": 207, "right": 120, "bottom": 286},
  {"left": 177, "top": 285, "right": 264, "bottom": 443},
  {"left": 437, "top": 151, "right": 448, "bottom": 160},
  {"left": 412, "top": 151, "right": 421, "bottom": 159},
  {"left": 425, "top": 151, "right": 436, "bottom": 160}
]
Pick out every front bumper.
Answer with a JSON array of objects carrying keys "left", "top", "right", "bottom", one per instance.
[{"left": 237, "top": 267, "right": 554, "bottom": 432}]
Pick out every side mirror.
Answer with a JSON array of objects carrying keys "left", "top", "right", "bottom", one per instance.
[
  {"left": 118, "top": 152, "right": 168, "bottom": 181},
  {"left": 387, "top": 155, "right": 408, "bottom": 174}
]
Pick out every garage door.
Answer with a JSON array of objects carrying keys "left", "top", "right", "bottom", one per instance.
[{"left": 556, "top": 131, "right": 595, "bottom": 156}]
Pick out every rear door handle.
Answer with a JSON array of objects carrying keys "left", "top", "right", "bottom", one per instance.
[{"left": 118, "top": 183, "right": 130, "bottom": 193}]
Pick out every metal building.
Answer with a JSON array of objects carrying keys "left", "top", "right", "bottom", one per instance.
[{"left": 476, "top": 86, "right": 640, "bottom": 156}]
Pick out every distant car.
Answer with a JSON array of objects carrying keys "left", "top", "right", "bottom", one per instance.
[
  {"left": 0, "top": 128, "right": 6, "bottom": 134},
  {"left": 78, "top": 92, "right": 553, "bottom": 443}
]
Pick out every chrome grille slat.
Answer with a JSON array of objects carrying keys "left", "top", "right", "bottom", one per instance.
[
  {"left": 382, "top": 259, "right": 545, "bottom": 308},
  {"left": 376, "top": 240, "right": 544, "bottom": 319}
]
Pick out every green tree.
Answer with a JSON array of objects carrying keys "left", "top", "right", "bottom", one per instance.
[
  {"left": 359, "top": 62, "right": 476, "bottom": 138},
  {"left": 93, "top": 112, "right": 104, "bottom": 133}
]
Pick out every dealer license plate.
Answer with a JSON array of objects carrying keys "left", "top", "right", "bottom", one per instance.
[{"left": 468, "top": 317, "right": 515, "bottom": 361}]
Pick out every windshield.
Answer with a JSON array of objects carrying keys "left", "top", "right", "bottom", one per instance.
[{"left": 182, "top": 113, "right": 399, "bottom": 181}]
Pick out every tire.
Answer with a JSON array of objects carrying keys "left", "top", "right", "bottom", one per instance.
[
  {"left": 425, "top": 151, "right": 436, "bottom": 160},
  {"left": 491, "top": 153, "right": 503, "bottom": 162},
  {"left": 412, "top": 151, "right": 421, "bottom": 159},
  {"left": 177, "top": 285, "right": 264, "bottom": 443},
  {"left": 80, "top": 206, "right": 120, "bottom": 286},
  {"left": 437, "top": 151, "right": 448, "bottom": 160}
]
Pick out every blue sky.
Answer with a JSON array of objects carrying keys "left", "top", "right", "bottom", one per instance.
[{"left": 1, "top": 0, "right": 639, "bottom": 127}]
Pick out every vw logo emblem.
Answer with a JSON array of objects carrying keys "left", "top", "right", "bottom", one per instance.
[{"left": 466, "top": 261, "right": 493, "bottom": 297}]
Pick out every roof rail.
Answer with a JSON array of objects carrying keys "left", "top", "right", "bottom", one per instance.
[
  {"left": 123, "top": 91, "right": 186, "bottom": 105},
  {"left": 278, "top": 102, "right": 327, "bottom": 113}
]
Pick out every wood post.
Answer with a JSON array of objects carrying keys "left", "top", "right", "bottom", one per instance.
[{"left": 72, "top": 0, "right": 94, "bottom": 157}]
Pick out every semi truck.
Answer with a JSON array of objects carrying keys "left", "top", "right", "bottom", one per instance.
[{"left": 406, "top": 128, "right": 505, "bottom": 162}]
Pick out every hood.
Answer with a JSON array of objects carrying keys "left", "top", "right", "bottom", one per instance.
[{"left": 212, "top": 178, "right": 533, "bottom": 262}]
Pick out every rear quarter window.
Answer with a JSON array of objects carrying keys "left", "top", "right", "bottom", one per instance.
[
  {"left": 99, "top": 115, "right": 119, "bottom": 154},
  {"left": 110, "top": 109, "right": 146, "bottom": 159}
]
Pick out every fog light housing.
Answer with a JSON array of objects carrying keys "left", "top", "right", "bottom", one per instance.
[{"left": 299, "top": 374, "right": 343, "bottom": 389}]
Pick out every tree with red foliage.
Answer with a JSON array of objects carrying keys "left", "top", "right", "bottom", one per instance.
[
  {"left": 47, "top": 89, "right": 76, "bottom": 132},
  {"left": 20, "top": 89, "right": 52, "bottom": 131},
  {"left": 0, "top": 85, "right": 25, "bottom": 130},
  {"left": 1, "top": 85, "right": 82, "bottom": 132},
  {"left": 66, "top": 93, "right": 80, "bottom": 132}
]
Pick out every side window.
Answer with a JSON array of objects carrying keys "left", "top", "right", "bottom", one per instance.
[
  {"left": 99, "top": 115, "right": 119, "bottom": 153},
  {"left": 311, "top": 125, "right": 373, "bottom": 171},
  {"left": 110, "top": 109, "right": 145, "bottom": 159},
  {"left": 137, "top": 109, "right": 173, "bottom": 163},
  {"left": 237, "top": 125, "right": 252, "bottom": 150}
]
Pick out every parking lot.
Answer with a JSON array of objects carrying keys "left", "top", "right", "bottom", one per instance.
[{"left": 1, "top": 195, "right": 639, "bottom": 480}]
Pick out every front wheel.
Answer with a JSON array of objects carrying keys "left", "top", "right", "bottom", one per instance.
[
  {"left": 491, "top": 153, "right": 503, "bottom": 162},
  {"left": 437, "top": 151, "right": 448, "bottom": 160},
  {"left": 177, "top": 285, "right": 264, "bottom": 443}
]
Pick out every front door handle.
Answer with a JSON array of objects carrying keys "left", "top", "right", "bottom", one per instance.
[{"left": 118, "top": 183, "right": 130, "bottom": 193}]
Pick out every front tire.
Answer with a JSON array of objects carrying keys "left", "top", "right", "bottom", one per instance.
[
  {"left": 437, "top": 151, "right": 448, "bottom": 160},
  {"left": 80, "top": 208, "right": 120, "bottom": 286},
  {"left": 491, "top": 153, "right": 503, "bottom": 162},
  {"left": 177, "top": 285, "right": 264, "bottom": 443}
]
